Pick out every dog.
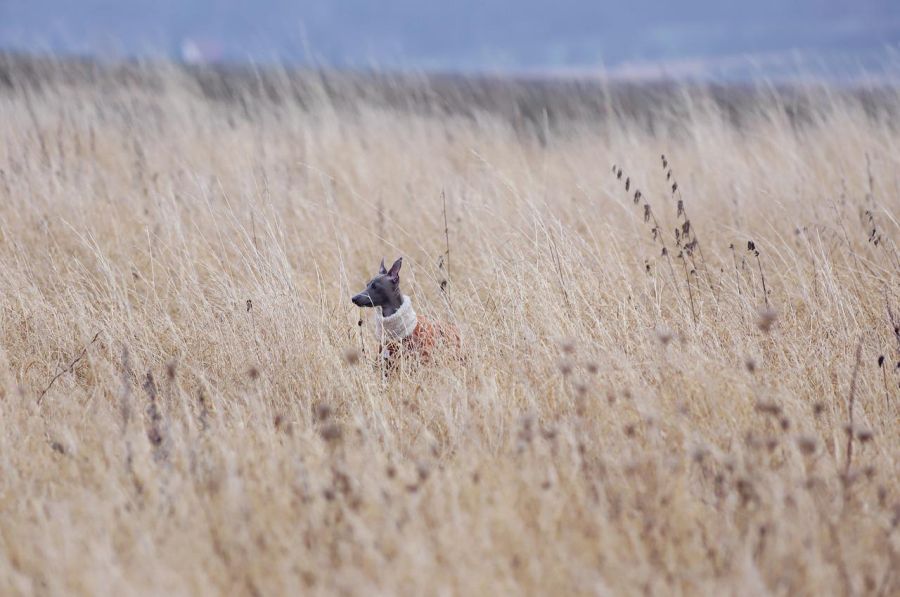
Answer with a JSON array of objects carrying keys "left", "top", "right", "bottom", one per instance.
[{"left": 351, "top": 257, "right": 460, "bottom": 365}]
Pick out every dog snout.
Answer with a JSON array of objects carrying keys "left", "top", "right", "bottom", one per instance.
[{"left": 351, "top": 292, "right": 372, "bottom": 307}]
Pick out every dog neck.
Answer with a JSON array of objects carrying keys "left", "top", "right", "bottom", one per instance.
[
  {"left": 379, "top": 290, "right": 404, "bottom": 317},
  {"left": 374, "top": 295, "right": 417, "bottom": 342}
]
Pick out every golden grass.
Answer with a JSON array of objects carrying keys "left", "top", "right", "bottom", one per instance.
[{"left": 0, "top": 61, "right": 898, "bottom": 595}]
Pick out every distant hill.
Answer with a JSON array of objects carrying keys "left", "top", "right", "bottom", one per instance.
[{"left": 1, "top": 0, "right": 899, "bottom": 78}]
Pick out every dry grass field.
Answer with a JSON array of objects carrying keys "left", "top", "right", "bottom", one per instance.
[{"left": 0, "top": 57, "right": 898, "bottom": 595}]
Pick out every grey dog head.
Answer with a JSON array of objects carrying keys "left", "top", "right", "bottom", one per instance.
[{"left": 351, "top": 257, "right": 403, "bottom": 314}]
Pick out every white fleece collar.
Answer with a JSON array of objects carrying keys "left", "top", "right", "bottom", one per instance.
[{"left": 374, "top": 295, "right": 417, "bottom": 343}]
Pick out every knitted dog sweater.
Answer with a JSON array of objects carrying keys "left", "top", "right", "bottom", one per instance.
[{"left": 373, "top": 295, "right": 458, "bottom": 361}]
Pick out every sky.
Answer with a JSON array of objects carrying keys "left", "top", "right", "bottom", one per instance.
[{"left": 1, "top": 1, "right": 899, "bottom": 79}]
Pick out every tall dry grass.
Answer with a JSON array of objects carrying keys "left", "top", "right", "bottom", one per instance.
[{"left": 0, "top": 58, "right": 898, "bottom": 595}]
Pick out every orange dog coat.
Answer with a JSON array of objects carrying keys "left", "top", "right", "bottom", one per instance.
[{"left": 374, "top": 296, "right": 459, "bottom": 362}]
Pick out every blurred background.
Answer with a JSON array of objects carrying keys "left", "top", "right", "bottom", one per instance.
[{"left": 1, "top": 0, "right": 899, "bottom": 80}]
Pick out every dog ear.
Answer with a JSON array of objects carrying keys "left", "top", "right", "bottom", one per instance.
[
  {"left": 387, "top": 257, "right": 403, "bottom": 281},
  {"left": 379, "top": 258, "right": 387, "bottom": 275}
]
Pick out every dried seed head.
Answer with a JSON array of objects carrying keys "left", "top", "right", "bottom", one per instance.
[
  {"left": 691, "top": 446, "right": 708, "bottom": 463},
  {"left": 248, "top": 366, "right": 260, "bottom": 380},
  {"left": 796, "top": 435, "right": 817, "bottom": 455},
  {"left": 165, "top": 360, "right": 177, "bottom": 381},
  {"left": 736, "top": 478, "right": 757, "bottom": 504},
  {"left": 558, "top": 359, "right": 573, "bottom": 376},
  {"left": 757, "top": 308, "right": 777, "bottom": 333},
  {"left": 586, "top": 362, "right": 599, "bottom": 375},
  {"left": 518, "top": 415, "right": 535, "bottom": 443},
  {"left": 559, "top": 338, "right": 576, "bottom": 355},
  {"left": 745, "top": 358, "right": 757, "bottom": 374},
  {"left": 812, "top": 401, "right": 825, "bottom": 417},
  {"left": 319, "top": 423, "right": 343, "bottom": 443},
  {"left": 857, "top": 429, "right": 874, "bottom": 443},
  {"left": 755, "top": 400, "right": 782, "bottom": 416},
  {"left": 314, "top": 402, "right": 332, "bottom": 422},
  {"left": 343, "top": 347, "right": 361, "bottom": 365},
  {"left": 655, "top": 327, "right": 674, "bottom": 346}
]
